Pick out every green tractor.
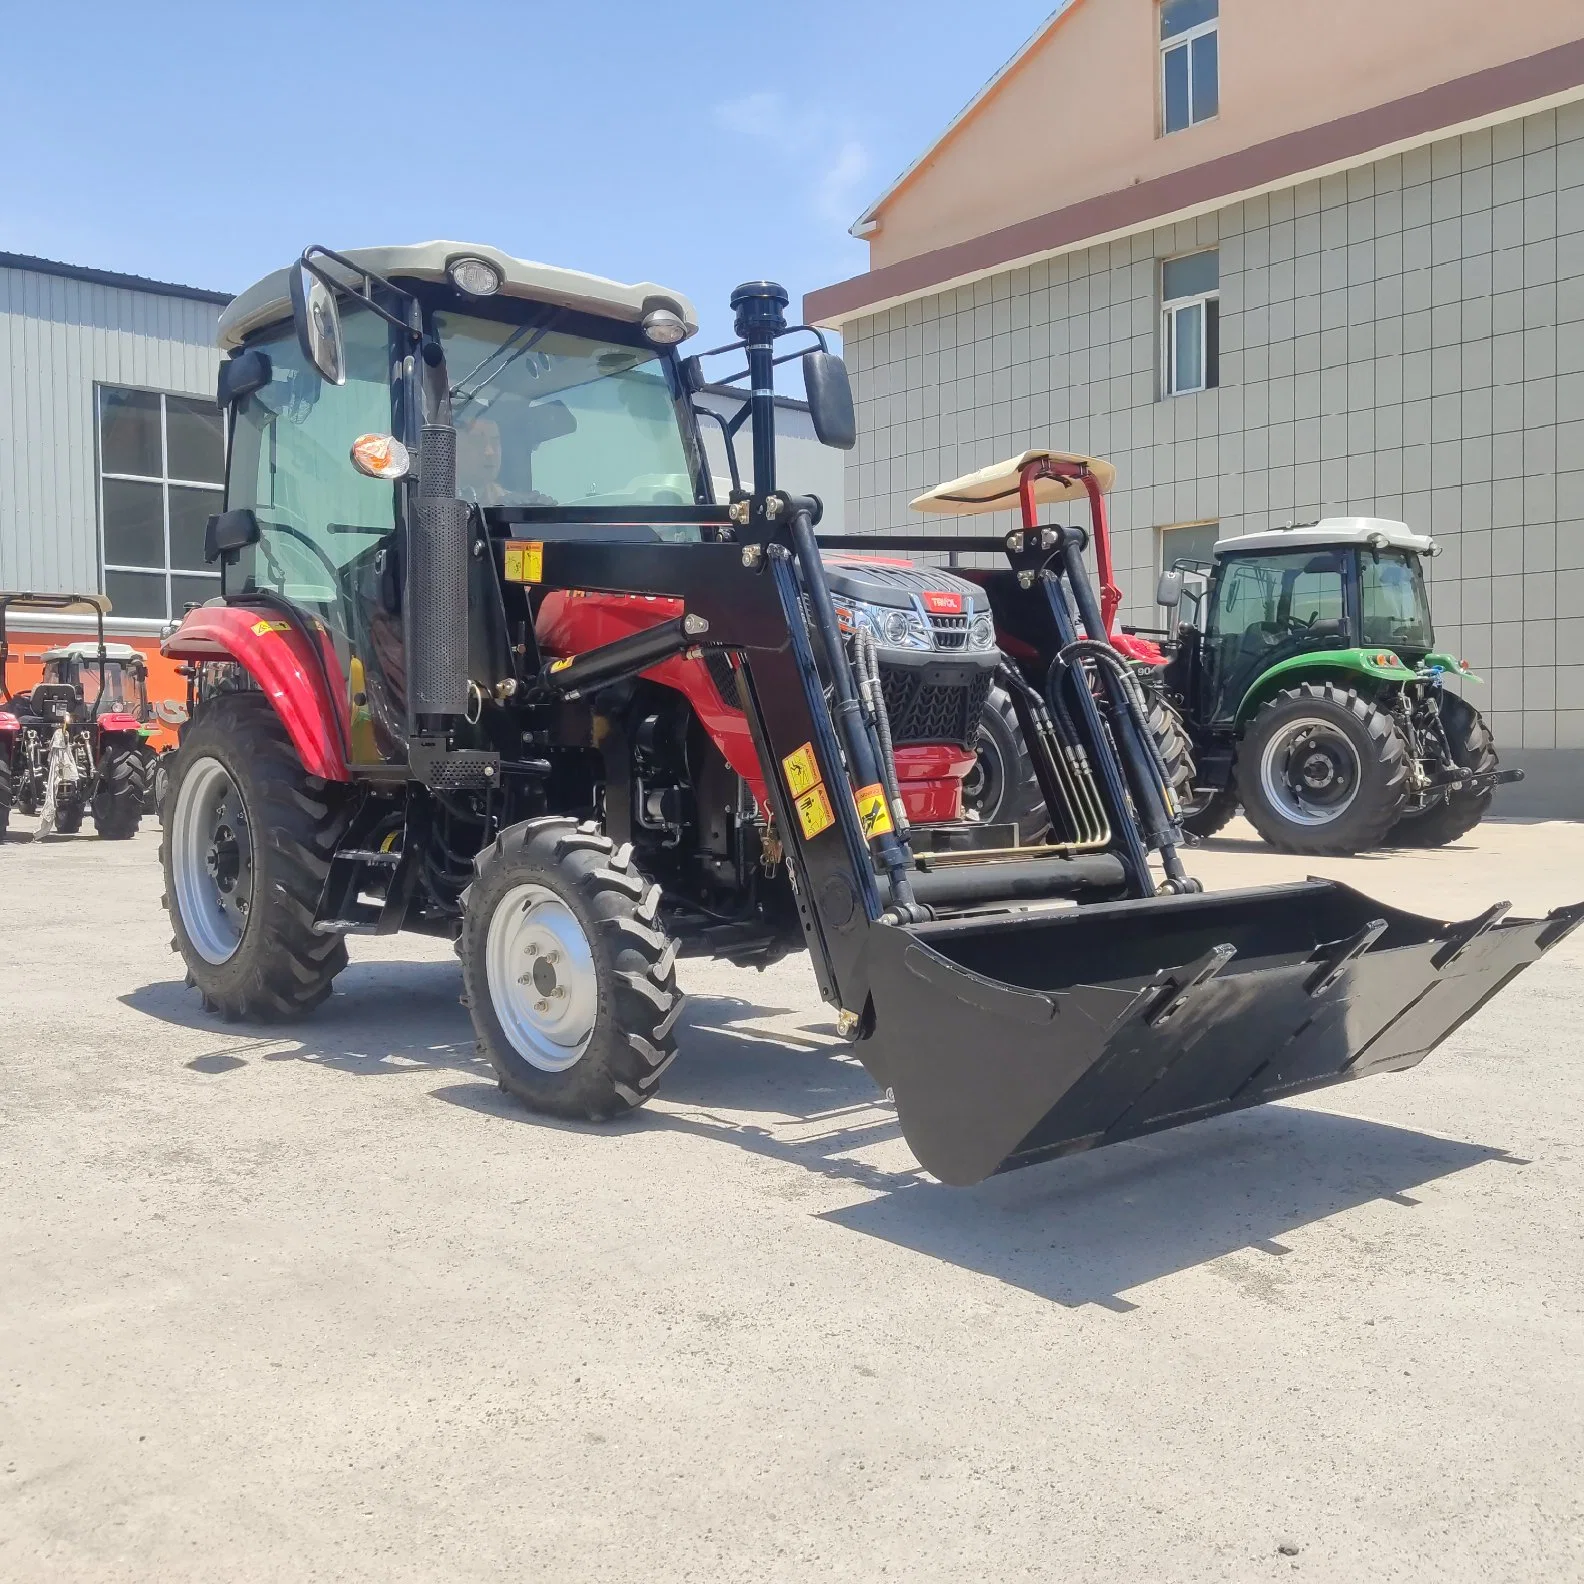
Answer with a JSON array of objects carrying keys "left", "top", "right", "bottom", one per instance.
[{"left": 1154, "top": 520, "right": 1519, "bottom": 854}]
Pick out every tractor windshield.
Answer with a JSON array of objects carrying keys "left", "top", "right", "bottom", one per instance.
[
  {"left": 437, "top": 310, "right": 696, "bottom": 513},
  {"left": 1359, "top": 550, "right": 1433, "bottom": 651}
]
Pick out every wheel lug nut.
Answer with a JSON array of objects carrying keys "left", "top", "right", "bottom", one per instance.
[
  {"left": 534, "top": 998, "right": 549, "bottom": 1013},
  {"left": 545, "top": 949, "right": 560, "bottom": 965}
]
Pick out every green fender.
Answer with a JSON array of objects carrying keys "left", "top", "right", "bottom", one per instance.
[{"left": 1233, "top": 648, "right": 1418, "bottom": 726}]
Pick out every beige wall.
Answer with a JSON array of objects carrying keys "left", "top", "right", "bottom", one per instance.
[{"left": 870, "top": 0, "right": 1581, "bottom": 269}]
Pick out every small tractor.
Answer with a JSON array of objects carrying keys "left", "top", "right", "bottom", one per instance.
[
  {"left": 1153, "top": 522, "right": 1518, "bottom": 853},
  {"left": 155, "top": 242, "right": 1577, "bottom": 1187},
  {"left": 0, "top": 592, "right": 153, "bottom": 840}
]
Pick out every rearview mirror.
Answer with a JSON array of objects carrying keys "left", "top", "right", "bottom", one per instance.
[
  {"left": 1155, "top": 569, "right": 1185, "bottom": 608},
  {"left": 288, "top": 260, "right": 346, "bottom": 386},
  {"left": 204, "top": 508, "right": 261, "bottom": 565},
  {"left": 803, "top": 350, "right": 856, "bottom": 450}
]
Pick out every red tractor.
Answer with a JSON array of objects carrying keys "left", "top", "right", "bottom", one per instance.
[
  {"left": 0, "top": 592, "right": 152, "bottom": 840},
  {"left": 154, "top": 242, "right": 1578, "bottom": 1187}
]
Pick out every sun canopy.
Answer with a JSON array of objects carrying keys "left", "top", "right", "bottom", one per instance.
[
  {"left": 0, "top": 592, "right": 111, "bottom": 615},
  {"left": 910, "top": 450, "right": 1116, "bottom": 516}
]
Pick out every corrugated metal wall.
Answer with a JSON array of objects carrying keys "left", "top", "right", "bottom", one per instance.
[{"left": 0, "top": 262, "right": 222, "bottom": 596}]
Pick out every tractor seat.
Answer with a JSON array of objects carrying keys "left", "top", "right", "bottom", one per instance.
[{"left": 26, "top": 681, "right": 83, "bottom": 721}]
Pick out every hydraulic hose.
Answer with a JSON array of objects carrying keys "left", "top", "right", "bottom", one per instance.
[
  {"left": 854, "top": 628, "right": 909, "bottom": 835},
  {"left": 1058, "top": 639, "right": 1181, "bottom": 824}
]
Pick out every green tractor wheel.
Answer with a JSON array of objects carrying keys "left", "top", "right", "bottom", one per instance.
[
  {"left": 1237, "top": 682, "right": 1410, "bottom": 854},
  {"left": 1390, "top": 694, "right": 1498, "bottom": 848}
]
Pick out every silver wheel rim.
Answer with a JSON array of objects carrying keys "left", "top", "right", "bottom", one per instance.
[
  {"left": 485, "top": 883, "right": 598, "bottom": 1073},
  {"left": 171, "top": 756, "right": 253, "bottom": 964},
  {"left": 1258, "top": 718, "right": 1362, "bottom": 827}
]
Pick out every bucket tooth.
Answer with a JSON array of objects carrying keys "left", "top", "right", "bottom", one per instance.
[{"left": 855, "top": 880, "right": 1582, "bottom": 1187}]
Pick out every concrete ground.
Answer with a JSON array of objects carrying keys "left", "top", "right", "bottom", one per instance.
[{"left": 1, "top": 812, "right": 1581, "bottom": 1582}]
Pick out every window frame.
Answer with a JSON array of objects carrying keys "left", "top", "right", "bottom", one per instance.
[
  {"left": 95, "top": 384, "right": 226, "bottom": 621},
  {"left": 1160, "top": 251, "right": 1220, "bottom": 398},
  {"left": 1160, "top": 3, "right": 1218, "bottom": 136}
]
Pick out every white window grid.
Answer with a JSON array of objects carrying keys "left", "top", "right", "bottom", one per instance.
[
  {"left": 96, "top": 385, "right": 224, "bottom": 620},
  {"left": 1161, "top": 278, "right": 1219, "bottom": 398},
  {"left": 1160, "top": 11, "right": 1218, "bottom": 135}
]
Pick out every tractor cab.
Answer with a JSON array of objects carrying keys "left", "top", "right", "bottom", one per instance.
[
  {"left": 1161, "top": 519, "right": 1440, "bottom": 727},
  {"left": 29, "top": 642, "right": 151, "bottom": 723}
]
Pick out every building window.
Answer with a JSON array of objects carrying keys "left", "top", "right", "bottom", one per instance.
[
  {"left": 1159, "top": 520, "right": 1221, "bottom": 574},
  {"left": 1160, "top": 0, "right": 1218, "bottom": 135},
  {"left": 97, "top": 386, "right": 225, "bottom": 620},
  {"left": 1162, "top": 250, "right": 1219, "bottom": 397}
]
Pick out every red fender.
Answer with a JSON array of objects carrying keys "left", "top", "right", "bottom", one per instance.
[
  {"left": 95, "top": 712, "right": 143, "bottom": 734},
  {"left": 161, "top": 606, "right": 349, "bottom": 781}
]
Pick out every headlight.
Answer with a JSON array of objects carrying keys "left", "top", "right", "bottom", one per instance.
[
  {"left": 842, "top": 598, "right": 934, "bottom": 651},
  {"left": 968, "top": 614, "right": 996, "bottom": 650},
  {"left": 447, "top": 255, "right": 502, "bottom": 296}
]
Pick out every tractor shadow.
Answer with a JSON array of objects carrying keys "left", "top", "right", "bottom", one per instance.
[
  {"left": 439, "top": 993, "right": 1516, "bottom": 1311},
  {"left": 120, "top": 959, "right": 484, "bottom": 1079},
  {"left": 126, "top": 972, "right": 1518, "bottom": 1311}
]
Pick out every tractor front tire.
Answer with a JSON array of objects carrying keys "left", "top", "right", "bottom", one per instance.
[
  {"left": 1180, "top": 786, "right": 1240, "bottom": 840},
  {"left": 53, "top": 801, "right": 84, "bottom": 835},
  {"left": 91, "top": 741, "right": 149, "bottom": 840},
  {"left": 0, "top": 748, "right": 11, "bottom": 841},
  {"left": 162, "top": 693, "right": 350, "bottom": 1021},
  {"left": 1390, "top": 694, "right": 1498, "bottom": 848},
  {"left": 1237, "top": 682, "right": 1410, "bottom": 855},
  {"left": 462, "top": 818, "right": 681, "bottom": 1122},
  {"left": 965, "top": 686, "right": 1049, "bottom": 843}
]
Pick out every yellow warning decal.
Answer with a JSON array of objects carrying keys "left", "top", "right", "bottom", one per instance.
[
  {"left": 854, "top": 783, "right": 894, "bottom": 838},
  {"left": 781, "top": 741, "right": 821, "bottom": 798},
  {"left": 250, "top": 619, "right": 291, "bottom": 636},
  {"left": 503, "top": 540, "right": 544, "bottom": 583},
  {"left": 548, "top": 656, "right": 573, "bottom": 673},
  {"left": 794, "top": 782, "right": 836, "bottom": 840}
]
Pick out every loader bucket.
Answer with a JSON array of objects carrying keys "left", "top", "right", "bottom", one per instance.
[{"left": 856, "top": 881, "right": 1582, "bottom": 1187}]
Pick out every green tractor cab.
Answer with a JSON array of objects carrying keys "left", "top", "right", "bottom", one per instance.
[{"left": 1158, "top": 520, "right": 1519, "bottom": 853}]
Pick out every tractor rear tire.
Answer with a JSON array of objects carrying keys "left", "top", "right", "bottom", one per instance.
[
  {"left": 1390, "top": 694, "right": 1498, "bottom": 848},
  {"left": 462, "top": 818, "right": 682, "bottom": 1122},
  {"left": 91, "top": 742, "right": 148, "bottom": 840},
  {"left": 1180, "top": 786, "right": 1240, "bottom": 840},
  {"left": 964, "top": 686, "right": 1048, "bottom": 843},
  {"left": 1237, "top": 682, "right": 1410, "bottom": 855},
  {"left": 0, "top": 749, "right": 11, "bottom": 841},
  {"left": 1145, "top": 694, "right": 1196, "bottom": 819},
  {"left": 162, "top": 693, "right": 350, "bottom": 1021}
]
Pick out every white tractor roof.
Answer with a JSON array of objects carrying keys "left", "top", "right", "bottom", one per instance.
[
  {"left": 218, "top": 242, "right": 699, "bottom": 351},
  {"left": 1216, "top": 518, "right": 1436, "bottom": 557},
  {"left": 911, "top": 450, "right": 1116, "bottom": 515},
  {"left": 41, "top": 640, "right": 142, "bottom": 662}
]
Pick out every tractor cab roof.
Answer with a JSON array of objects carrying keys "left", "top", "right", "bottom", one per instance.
[
  {"left": 40, "top": 640, "right": 143, "bottom": 664},
  {"left": 1215, "top": 518, "right": 1436, "bottom": 558},
  {"left": 218, "top": 242, "right": 699, "bottom": 351}
]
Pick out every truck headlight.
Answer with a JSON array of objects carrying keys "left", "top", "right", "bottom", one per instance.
[
  {"left": 968, "top": 614, "right": 996, "bottom": 650},
  {"left": 838, "top": 598, "right": 934, "bottom": 651}
]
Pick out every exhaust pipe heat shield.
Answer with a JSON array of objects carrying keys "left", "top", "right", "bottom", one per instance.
[{"left": 856, "top": 881, "right": 1582, "bottom": 1187}]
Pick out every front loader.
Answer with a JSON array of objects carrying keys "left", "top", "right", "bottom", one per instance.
[{"left": 158, "top": 242, "right": 1580, "bottom": 1186}]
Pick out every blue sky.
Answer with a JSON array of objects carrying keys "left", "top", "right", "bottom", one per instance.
[{"left": 1, "top": 1, "right": 1052, "bottom": 352}]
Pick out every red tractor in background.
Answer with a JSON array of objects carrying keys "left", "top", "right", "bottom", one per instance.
[{"left": 0, "top": 592, "right": 153, "bottom": 840}]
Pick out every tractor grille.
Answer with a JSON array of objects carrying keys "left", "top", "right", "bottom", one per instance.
[
  {"left": 703, "top": 650, "right": 739, "bottom": 706},
  {"left": 880, "top": 667, "right": 993, "bottom": 749},
  {"left": 926, "top": 612, "right": 969, "bottom": 651}
]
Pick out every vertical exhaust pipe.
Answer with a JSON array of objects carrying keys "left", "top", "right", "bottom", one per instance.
[{"left": 407, "top": 418, "right": 471, "bottom": 722}]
